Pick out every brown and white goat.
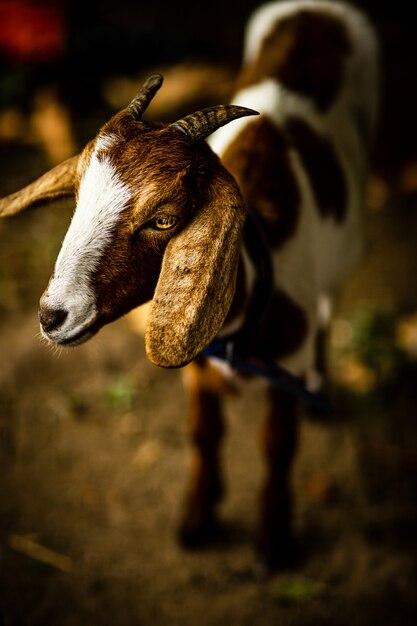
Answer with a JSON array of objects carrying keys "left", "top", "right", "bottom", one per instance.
[{"left": 0, "top": 0, "right": 378, "bottom": 569}]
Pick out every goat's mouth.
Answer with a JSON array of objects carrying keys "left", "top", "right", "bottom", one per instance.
[
  {"left": 59, "top": 316, "right": 104, "bottom": 346},
  {"left": 42, "top": 315, "right": 104, "bottom": 347}
]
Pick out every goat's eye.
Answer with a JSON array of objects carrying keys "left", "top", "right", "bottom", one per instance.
[{"left": 152, "top": 215, "right": 179, "bottom": 230}]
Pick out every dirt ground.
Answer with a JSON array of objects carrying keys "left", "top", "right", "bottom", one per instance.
[
  {"left": 1, "top": 137, "right": 417, "bottom": 626},
  {"left": 1, "top": 3, "right": 417, "bottom": 624}
]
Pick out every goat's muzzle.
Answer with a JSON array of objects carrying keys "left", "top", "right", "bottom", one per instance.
[
  {"left": 38, "top": 288, "right": 101, "bottom": 347},
  {"left": 39, "top": 305, "right": 68, "bottom": 333}
]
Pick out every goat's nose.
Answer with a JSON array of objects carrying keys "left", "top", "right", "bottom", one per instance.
[{"left": 39, "top": 306, "right": 68, "bottom": 332}]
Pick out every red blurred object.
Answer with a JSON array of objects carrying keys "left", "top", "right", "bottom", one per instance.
[{"left": 0, "top": 1, "right": 65, "bottom": 63}]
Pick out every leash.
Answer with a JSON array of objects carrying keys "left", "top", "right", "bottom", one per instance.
[
  {"left": 202, "top": 206, "right": 334, "bottom": 415},
  {"left": 204, "top": 340, "right": 333, "bottom": 414}
]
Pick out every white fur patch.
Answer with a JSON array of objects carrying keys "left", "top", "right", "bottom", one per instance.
[
  {"left": 42, "top": 149, "right": 132, "bottom": 343},
  {"left": 208, "top": 80, "right": 320, "bottom": 157},
  {"left": 95, "top": 133, "right": 119, "bottom": 152}
]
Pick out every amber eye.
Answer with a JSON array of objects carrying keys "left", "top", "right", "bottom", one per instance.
[{"left": 152, "top": 215, "right": 179, "bottom": 230}]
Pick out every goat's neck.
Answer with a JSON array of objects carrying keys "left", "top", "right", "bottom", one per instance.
[
  {"left": 218, "top": 198, "right": 275, "bottom": 344},
  {"left": 218, "top": 241, "right": 255, "bottom": 339}
]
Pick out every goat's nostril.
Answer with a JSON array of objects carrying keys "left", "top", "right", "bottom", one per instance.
[{"left": 39, "top": 307, "right": 68, "bottom": 332}]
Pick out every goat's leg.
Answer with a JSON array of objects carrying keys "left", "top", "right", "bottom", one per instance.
[
  {"left": 178, "top": 359, "right": 225, "bottom": 548},
  {"left": 257, "top": 386, "right": 299, "bottom": 570}
]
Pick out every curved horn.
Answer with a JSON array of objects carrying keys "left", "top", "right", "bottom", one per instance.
[
  {"left": 128, "top": 73, "right": 164, "bottom": 120},
  {"left": 170, "top": 105, "right": 259, "bottom": 143}
]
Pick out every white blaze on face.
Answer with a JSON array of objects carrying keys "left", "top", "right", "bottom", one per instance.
[{"left": 42, "top": 139, "right": 132, "bottom": 343}]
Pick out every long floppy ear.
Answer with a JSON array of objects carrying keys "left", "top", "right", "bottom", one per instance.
[
  {"left": 0, "top": 155, "right": 78, "bottom": 217},
  {"left": 145, "top": 165, "right": 245, "bottom": 368}
]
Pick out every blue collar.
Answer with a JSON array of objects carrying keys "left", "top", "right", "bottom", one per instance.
[{"left": 203, "top": 205, "right": 333, "bottom": 415}]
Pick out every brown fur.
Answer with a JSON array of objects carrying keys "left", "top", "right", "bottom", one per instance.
[
  {"left": 222, "top": 117, "right": 300, "bottom": 248},
  {"left": 67, "top": 113, "right": 247, "bottom": 367},
  {"left": 179, "top": 358, "right": 227, "bottom": 546},
  {"left": 146, "top": 155, "right": 245, "bottom": 367},
  {"left": 258, "top": 386, "right": 299, "bottom": 568},
  {"left": 250, "top": 288, "right": 309, "bottom": 362},
  {"left": 239, "top": 9, "right": 351, "bottom": 111},
  {"left": 88, "top": 119, "right": 198, "bottom": 329},
  {"left": 285, "top": 116, "right": 347, "bottom": 221},
  {"left": 180, "top": 355, "right": 301, "bottom": 565}
]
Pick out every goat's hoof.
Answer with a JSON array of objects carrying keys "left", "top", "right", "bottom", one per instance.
[{"left": 177, "top": 515, "right": 220, "bottom": 549}]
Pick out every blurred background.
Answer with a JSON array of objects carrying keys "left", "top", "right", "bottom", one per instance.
[{"left": 0, "top": 1, "right": 417, "bottom": 624}]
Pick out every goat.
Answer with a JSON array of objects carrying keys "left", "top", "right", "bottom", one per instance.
[{"left": 0, "top": 0, "right": 378, "bottom": 570}]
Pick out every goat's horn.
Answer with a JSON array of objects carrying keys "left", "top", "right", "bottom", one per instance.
[
  {"left": 171, "top": 105, "right": 259, "bottom": 143},
  {"left": 128, "top": 73, "right": 164, "bottom": 120}
]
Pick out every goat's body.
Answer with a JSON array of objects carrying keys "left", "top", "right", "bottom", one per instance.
[
  {"left": 210, "top": 0, "right": 378, "bottom": 377},
  {"left": 181, "top": 0, "right": 379, "bottom": 566}
]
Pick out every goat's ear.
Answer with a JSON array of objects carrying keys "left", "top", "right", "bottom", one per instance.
[
  {"left": 0, "top": 155, "right": 78, "bottom": 217},
  {"left": 146, "top": 166, "right": 245, "bottom": 368}
]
